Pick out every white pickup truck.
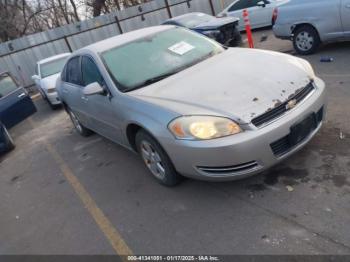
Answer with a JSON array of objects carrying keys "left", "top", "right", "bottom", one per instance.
[{"left": 273, "top": 0, "right": 350, "bottom": 54}]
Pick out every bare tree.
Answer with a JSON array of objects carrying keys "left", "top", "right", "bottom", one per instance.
[{"left": 0, "top": 0, "right": 82, "bottom": 43}]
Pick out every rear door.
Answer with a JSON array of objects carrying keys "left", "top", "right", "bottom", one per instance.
[
  {"left": 0, "top": 73, "right": 37, "bottom": 128},
  {"left": 341, "top": 0, "right": 350, "bottom": 36},
  {"left": 80, "top": 55, "right": 123, "bottom": 143},
  {"left": 60, "top": 56, "right": 90, "bottom": 127}
]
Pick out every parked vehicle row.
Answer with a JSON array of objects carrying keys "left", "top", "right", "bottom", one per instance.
[
  {"left": 56, "top": 25, "right": 326, "bottom": 186},
  {"left": 0, "top": 72, "right": 37, "bottom": 154},
  {"left": 5, "top": 0, "right": 344, "bottom": 184}
]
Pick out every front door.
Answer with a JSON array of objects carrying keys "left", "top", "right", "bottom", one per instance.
[
  {"left": 80, "top": 56, "right": 123, "bottom": 143},
  {"left": 226, "top": 0, "right": 273, "bottom": 30},
  {"left": 0, "top": 73, "right": 36, "bottom": 128}
]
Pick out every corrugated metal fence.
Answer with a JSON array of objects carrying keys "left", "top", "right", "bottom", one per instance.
[{"left": 0, "top": 0, "right": 234, "bottom": 89}]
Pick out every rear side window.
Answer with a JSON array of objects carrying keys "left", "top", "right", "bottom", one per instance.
[
  {"left": 66, "top": 57, "right": 81, "bottom": 85},
  {"left": 81, "top": 56, "right": 104, "bottom": 86},
  {"left": 0, "top": 74, "right": 18, "bottom": 98}
]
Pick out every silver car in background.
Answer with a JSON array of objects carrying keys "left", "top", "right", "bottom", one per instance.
[
  {"left": 57, "top": 26, "right": 326, "bottom": 187},
  {"left": 273, "top": 0, "right": 350, "bottom": 54}
]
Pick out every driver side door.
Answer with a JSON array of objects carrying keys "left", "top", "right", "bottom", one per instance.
[
  {"left": 80, "top": 56, "right": 123, "bottom": 143},
  {"left": 226, "top": 0, "right": 273, "bottom": 29}
]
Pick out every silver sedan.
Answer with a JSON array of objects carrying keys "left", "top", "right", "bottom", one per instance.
[{"left": 56, "top": 25, "right": 326, "bottom": 186}]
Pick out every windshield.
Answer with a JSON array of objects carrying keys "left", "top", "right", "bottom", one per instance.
[
  {"left": 0, "top": 74, "right": 18, "bottom": 98},
  {"left": 101, "top": 28, "right": 224, "bottom": 92},
  {"left": 177, "top": 13, "right": 213, "bottom": 28},
  {"left": 40, "top": 56, "right": 69, "bottom": 78}
]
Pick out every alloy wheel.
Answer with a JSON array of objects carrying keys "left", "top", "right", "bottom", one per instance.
[
  {"left": 295, "top": 31, "right": 314, "bottom": 51},
  {"left": 69, "top": 110, "right": 83, "bottom": 133},
  {"left": 140, "top": 140, "right": 166, "bottom": 180}
]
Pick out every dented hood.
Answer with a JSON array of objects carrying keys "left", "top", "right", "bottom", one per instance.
[
  {"left": 130, "top": 48, "right": 313, "bottom": 124},
  {"left": 192, "top": 16, "right": 239, "bottom": 30}
]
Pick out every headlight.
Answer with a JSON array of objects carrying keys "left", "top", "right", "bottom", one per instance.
[
  {"left": 201, "top": 30, "right": 221, "bottom": 38},
  {"left": 168, "top": 116, "right": 242, "bottom": 140},
  {"left": 47, "top": 88, "right": 56, "bottom": 94},
  {"left": 298, "top": 59, "right": 315, "bottom": 80}
]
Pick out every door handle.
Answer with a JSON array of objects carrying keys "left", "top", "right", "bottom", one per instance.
[
  {"left": 346, "top": 4, "right": 350, "bottom": 8},
  {"left": 18, "top": 93, "right": 26, "bottom": 98},
  {"left": 62, "top": 88, "right": 68, "bottom": 93},
  {"left": 81, "top": 96, "right": 88, "bottom": 101}
]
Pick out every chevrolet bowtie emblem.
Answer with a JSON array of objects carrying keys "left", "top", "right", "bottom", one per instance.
[{"left": 286, "top": 99, "right": 297, "bottom": 110}]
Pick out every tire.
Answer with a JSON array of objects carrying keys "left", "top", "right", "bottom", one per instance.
[
  {"left": 293, "top": 25, "right": 321, "bottom": 55},
  {"left": 135, "top": 130, "right": 182, "bottom": 187},
  {"left": 48, "top": 99, "right": 59, "bottom": 110},
  {"left": 67, "top": 107, "right": 93, "bottom": 137},
  {"left": 3, "top": 125, "right": 15, "bottom": 151}
]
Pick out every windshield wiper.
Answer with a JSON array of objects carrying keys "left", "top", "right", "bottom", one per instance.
[{"left": 126, "top": 71, "right": 179, "bottom": 92}]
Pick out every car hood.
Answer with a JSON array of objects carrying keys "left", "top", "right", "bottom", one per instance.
[
  {"left": 192, "top": 17, "right": 239, "bottom": 30},
  {"left": 41, "top": 73, "right": 60, "bottom": 90},
  {"left": 130, "top": 48, "right": 313, "bottom": 124}
]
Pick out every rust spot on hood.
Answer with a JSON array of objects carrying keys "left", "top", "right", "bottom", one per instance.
[{"left": 273, "top": 99, "right": 282, "bottom": 107}]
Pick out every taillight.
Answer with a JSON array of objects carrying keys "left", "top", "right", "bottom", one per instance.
[{"left": 272, "top": 8, "right": 278, "bottom": 25}]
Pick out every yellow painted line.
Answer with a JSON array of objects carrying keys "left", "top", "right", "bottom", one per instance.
[{"left": 28, "top": 118, "right": 133, "bottom": 257}]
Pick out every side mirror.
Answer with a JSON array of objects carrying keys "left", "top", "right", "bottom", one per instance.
[
  {"left": 83, "top": 82, "right": 105, "bottom": 96},
  {"left": 32, "top": 75, "right": 40, "bottom": 80},
  {"left": 257, "top": 1, "right": 266, "bottom": 7}
]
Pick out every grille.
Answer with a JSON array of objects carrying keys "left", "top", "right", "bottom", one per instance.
[
  {"left": 197, "top": 161, "right": 259, "bottom": 175},
  {"left": 252, "top": 82, "right": 315, "bottom": 127},
  {"left": 219, "top": 23, "right": 234, "bottom": 42},
  {"left": 270, "top": 107, "right": 324, "bottom": 157}
]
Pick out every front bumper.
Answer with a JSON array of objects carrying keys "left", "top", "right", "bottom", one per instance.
[
  {"left": 46, "top": 91, "right": 61, "bottom": 105},
  {"left": 161, "top": 77, "right": 327, "bottom": 181}
]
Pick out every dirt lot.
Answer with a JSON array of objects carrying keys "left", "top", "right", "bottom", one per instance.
[{"left": 1, "top": 29, "right": 350, "bottom": 255}]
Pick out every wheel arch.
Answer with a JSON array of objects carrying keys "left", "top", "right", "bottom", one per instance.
[{"left": 291, "top": 23, "right": 321, "bottom": 41}]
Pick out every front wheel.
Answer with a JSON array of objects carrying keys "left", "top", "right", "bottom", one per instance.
[
  {"left": 67, "top": 108, "right": 92, "bottom": 137},
  {"left": 136, "top": 130, "right": 182, "bottom": 187},
  {"left": 293, "top": 25, "right": 320, "bottom": 55}
]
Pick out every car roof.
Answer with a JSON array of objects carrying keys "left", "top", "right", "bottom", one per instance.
[
  {"left": 75, "top": 25, "right": 175, "bottom": 55},
  {"left": 38, "top": 53, "right": 71, "bottom": 64}
]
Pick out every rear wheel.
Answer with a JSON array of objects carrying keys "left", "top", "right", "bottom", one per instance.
[
  {"left": 67, "top": 108, "right": 92, "bottom": 137},
  {"left": 47, "top": 99, "right": 60, "bottom": 110},
  {"left": 135, "top": 130, "right": 182, "bottom": 187},
  {"left": 3, "top": 125, "right": 15, "bottom": 151},
  {"left": 293, "top": 25, "right": 320, "bottom": 55}
]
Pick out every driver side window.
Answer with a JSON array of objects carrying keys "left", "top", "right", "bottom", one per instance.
[
  {"left": 228, "top": 0, "right": 247, "bottom": 12},
  {"left": 81, "top": 56, "right": 105, "bottom": 87}
]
